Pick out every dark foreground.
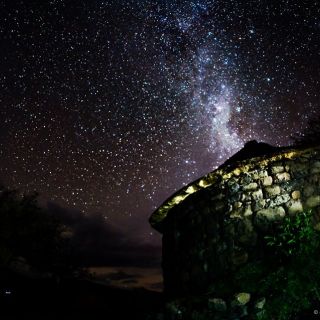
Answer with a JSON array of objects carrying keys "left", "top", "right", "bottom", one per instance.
[
  {"left": 0, "top": 270, "right": 164, "bottom": 320},
  {"left": 1, "top": 269, "right": 320, "bottom": 320}
]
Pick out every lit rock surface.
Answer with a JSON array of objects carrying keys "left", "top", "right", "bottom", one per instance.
[{"left": 150, "top": 143, "right": 320, "bottom": 317}]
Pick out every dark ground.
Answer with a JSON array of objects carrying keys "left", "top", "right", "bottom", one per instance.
[
  {"left": 0, "top": 270, "right": 164, "bottom": 320},
  {"left": 1, "top": 269, "right": 320, "bottom": 320}
]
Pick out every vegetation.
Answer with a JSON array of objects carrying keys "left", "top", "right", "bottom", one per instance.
[
  {"left": 0, "top": 186, "right": 74, "bottom": 276},
  {"left": 292, "top": 116, "right": 320, "bottom": 147},
  {"left": 237, "top": 210, "right": 320, "bottom": 320}
]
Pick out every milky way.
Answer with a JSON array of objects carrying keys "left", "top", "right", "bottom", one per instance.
[{"left": 0, "top": 0, "right": 320, "bottom": 246}]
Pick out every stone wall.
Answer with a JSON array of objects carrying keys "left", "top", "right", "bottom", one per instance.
[{"left": 151, "top": 146, "right": 320, "bottom": 299}]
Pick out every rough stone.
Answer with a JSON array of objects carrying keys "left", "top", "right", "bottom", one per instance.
[
  {"left": 234, "top": 201, "right": 243, "bottom": 208},
  {"left": 251, "top": 170, "right": 260, "bottom": 180},
  {"left": 241, "top": 174, "right": 253, "bottom": 184},
  {"left": 313, "top": 161, "right": 320, "bottom": 168},
  {"left": 311, "top": 167, "right": 320, "bottom": 174},
  {"left": 269, "top": 194, "right": 290, "bottom": 207},
  {"left": 241, "top": 193, "right": 247, "bottom": 201},
  {"left": 252, "top": 189, "right": 263, "bottom": 200},
  {"left": 286, "top": 199, "right": 303, "bottom": 215},
  {"left": 243, "top": 182, "right": 258, "bottom": 191},
  {"left": 265, "top": 185, "right": 281, "bottom": 197},
  {"left": 291, "top": 190, "right": 301, "bottom": 200},
  {"left": 271, "top": 165, "right": 284, "bottom": 174},
  {"left": 306, "top": 196, "right": 320, "bottom": 208},
  {"left": 150, "top": 145, "right": 320, "bottom": 303},
  {"left": 228, "top": 180, "right": 240, "bottom": 194},
  {"left": 276, "top": 172, "right": 291, "bottom": 182},
  {"left": 310, "top": 175, "right": 320, "bottom": 184},
  {"left": 238, "top": 219, "right": 256, "bottom": 245},
  {"left": 230, "top": 211, "right": 243, "bottom": 219},
  {"left": 232, "top": 292, "right": 251, "bottom": 306},
  {"left": 243, "top": 204, "right": 253, "bottom": 217},
  {"left": 290, "top": 162, "right": 309, "bottom": 177},
  {"left": 314, "top": 223, "right": 320, "bottom": 231},
  {"left": 208, "top": 298, "right": 227, "bottom": 312},
  {"left": 262, "top": 176, "right": 273, "bottom": 186},
  {"left": 253, "top": 199, "right": 266, "bottom": 211},
  {"left": 256, "top": 206, "right": 286, "bottom": 221},
  {"left": 255, "top": 297, "right": 266, "bottom": 310},
  {"left": 304, "top": 185, "right": 315, "bottom": 197}
]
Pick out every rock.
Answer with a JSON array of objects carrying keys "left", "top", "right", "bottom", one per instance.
[
  {"left": 290, "top": 162, "right": 309, "bottom": 177},
  {"left": 258, "top": 170, "right": 268, "bottom": 178},
  {"left": 234, "top": 202, "right": 243, "bottom": 208},
  {"left": 262, "top": 176, "right": 273, "bottom": 186},
  {"left": 303, "top": 185, "right": 314, "bottom": 197},
  {"left": 151, "top": 145, "right": 320, "bottom": 303},
  {"left": 253, "top": 199, "right": 266, "bottom": 211},
  {"left": 291, "top": 190, "right": 301, "bottom": 200},
  {"left": 314, "top": 223, "right": 320, "bottom": 231},
  {"left": 243, "top": 182, "right": 258, "bottom": 191},
  {"left": 232, "top": 292, "right": 251, "bottom": 306},
  {"left": 256, "top": 206, "right": 286, "bottom": 222},
  {"left": 230, "top": 208, "right": 244, "bottom": 218},
  {"left": 269, "top": 194, "right": 290, "bottom": 207},
  {"left": 252, "top": 189, "right": 263, "bottom": 200},
  {"left": 238, "top": 218, "right": 255, "bottom": 244},
  {"left": 208, "top": 298, "right": 227, "bottom": 312},
  {"left": 243, "top": 204, "right": 253, "bottom": 216},
  {"left": 271, "top": 166, "right": 284, "bottom": 174},
  {"left": 265, "top": 185, "right": 281, "bottom": 197},
  {"left": 309, "top": 175, "right": 320, "bottom": 183},
  {"left": 306, "top": 196, "right": 320, "bottom": 208},
  {"left": 311, "top": 167, "right": 320, "bottom": 174},
  {"left": 229, "top": 181, "right": 241, "bottom": 194},
  {"left": 286, "top": 199, "right": 303, "bottom": 215},
  {"left": 255, "top": 297, "right": 266, "bottom": 310},
  {"left": 276, "top": 172, "right": 291, "bottom": 182}
]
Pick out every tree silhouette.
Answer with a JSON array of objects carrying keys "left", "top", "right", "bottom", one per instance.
[
  {"left": 0, "top": 186, "right": 72, "bottom": 275},
  {"left": 292, "top": 116, "right": 320, "bottom": 147}
]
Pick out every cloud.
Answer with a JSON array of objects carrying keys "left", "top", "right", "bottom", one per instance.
[{"left": 46, "top": 202, "right": 161, "bottom": 268}]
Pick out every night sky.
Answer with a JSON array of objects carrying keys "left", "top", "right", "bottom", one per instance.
[{"left": 1, "top": 0, "right": 320, "bottom": 264}]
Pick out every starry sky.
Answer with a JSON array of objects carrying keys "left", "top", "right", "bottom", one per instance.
[{"left": 1, "top": 0, "right": 320, "bottom": 262}]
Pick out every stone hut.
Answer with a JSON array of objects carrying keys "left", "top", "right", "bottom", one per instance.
[{"left": 149, "top": 142, "right": 320, "bottom": 300}]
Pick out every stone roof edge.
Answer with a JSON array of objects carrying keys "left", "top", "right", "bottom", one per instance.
[{"left": 149, "top": 145, "right": 320, "bottom": 232}]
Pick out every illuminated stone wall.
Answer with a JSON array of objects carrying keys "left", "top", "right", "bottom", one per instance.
[{"left": 151, "top": 146, "right": 320, "bottom": 298}]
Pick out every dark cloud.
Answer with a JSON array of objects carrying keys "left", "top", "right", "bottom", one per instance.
[{"left": 47, "top": 202, "right": 161, "bottom": 268}]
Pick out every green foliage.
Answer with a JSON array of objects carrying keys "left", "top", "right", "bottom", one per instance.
[
  {"left": 264, "top": 210, "right": 319, "bottom": 258},
  {"left": 239, "top": 210, "right": 320, "bottom": 320},
  {"left": 292, "top": 117, "right": 320, "bottom": 147},
  {"left": 235, "top": 210, "right": 320, "bottom": 319},
  {"left": 0, "top": 186, "right": 71, "bottom": 274}
]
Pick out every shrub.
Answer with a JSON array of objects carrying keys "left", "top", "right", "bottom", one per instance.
[{"left": 256, "top": 210, "right": 320, "bottom": 319}]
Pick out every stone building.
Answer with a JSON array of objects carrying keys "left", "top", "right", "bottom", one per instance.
[{"left": 150, "top": 142, "right": 320, "bottom": 302}]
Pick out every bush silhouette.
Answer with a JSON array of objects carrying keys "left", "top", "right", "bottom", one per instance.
[
  {"left": 0, "top": 186, "right": 72, "bottom": 275},
  {"left": 292, "top": 116, "right": 320, "bottom": 147}
]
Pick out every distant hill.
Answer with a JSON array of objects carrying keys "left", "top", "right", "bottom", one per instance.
[{"left": 221, "top": 140, "right": 285, "bottom": 167}]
